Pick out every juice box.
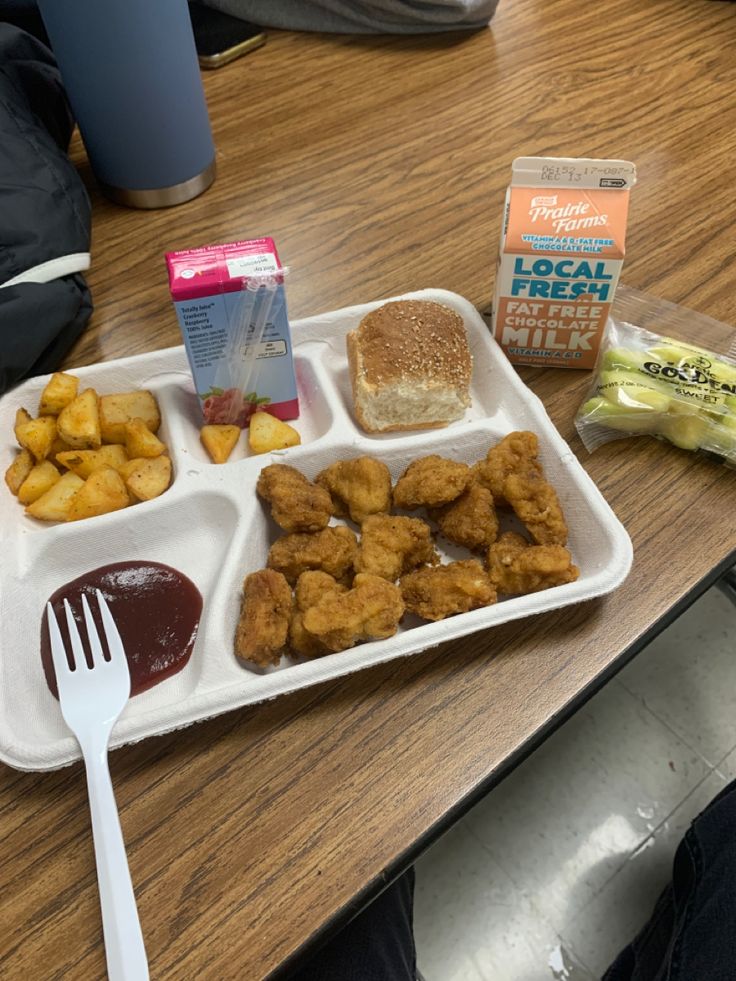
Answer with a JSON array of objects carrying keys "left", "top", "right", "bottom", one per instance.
[
  {"left": 492, "top": 156, "right": 637, "bottom": 369},
  {"left": 166, "top": 237, "right": 299, "bottom": 426}
]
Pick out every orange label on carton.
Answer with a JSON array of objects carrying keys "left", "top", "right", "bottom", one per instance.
[{"left": 492, "top": 157, "right": 636, "bottom": 369}]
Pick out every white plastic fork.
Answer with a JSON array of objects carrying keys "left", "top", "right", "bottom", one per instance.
[{"left": 47, "top": 590, "right": 149, "bottom": 981}]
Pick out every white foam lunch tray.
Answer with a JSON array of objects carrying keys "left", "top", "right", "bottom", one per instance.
[{"left": 0, "top": 289, "right": 633, "bottom": 770}]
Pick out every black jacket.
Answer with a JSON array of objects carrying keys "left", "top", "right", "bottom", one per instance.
[{"left": 0, "top": 23, "right": 92, "bottom": 395}]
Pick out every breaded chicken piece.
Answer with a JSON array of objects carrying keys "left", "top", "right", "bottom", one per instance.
[
  {"left": 488, "top": 531, "right": 579, "bottom": 594},
  {"left": 393, "top": 455, "right": 471, "bottom": 510},
  {"left": 354, "top": 514, "right": 438, "bottom": 581},
  {"left": 430, "top": 481, "right": 498, "bottom": 552},
  {"left": 302, "top": 573, "right": 405, "bottom": 652},
  {"left": 400, "top": 560, "right": 496, "bottom": 621},
  {"left": 256, "top": 463, "right": 332, "bottom": 533},
  {"left": 267, "top": 524, "right": 358, "bottom": 584},
  {"left": 315, "top": 456, "right": 393, "bottom": 524},
  {"left": 289, "top": 571, "right": 348, "bottom": 659},
  {"left": 235, "top": 569, "right": 292, "bottom": 668},
  {"left": 503, "top": 471, "right": 568, "bottom": 545},
  {"left": 472, "top": 431, "right": 542, "bottom": 505}
]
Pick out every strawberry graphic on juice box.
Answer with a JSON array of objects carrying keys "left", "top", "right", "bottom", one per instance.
[
  {"left": 166, "top": 238, "right": 299, "bottom": 426},
  {"left": 492, "top": 157, "right": 637, "bottom": 369}
]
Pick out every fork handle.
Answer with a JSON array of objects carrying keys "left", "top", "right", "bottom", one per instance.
[{"left": 82, "top": 736, "right": 149, "bottom": 981}]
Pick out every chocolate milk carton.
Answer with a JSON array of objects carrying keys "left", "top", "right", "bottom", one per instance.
[{"left": 492, "top": 157, "right": 636, "bottom": 368}]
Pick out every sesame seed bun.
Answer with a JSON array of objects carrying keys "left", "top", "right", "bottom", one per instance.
[{"left": 346, "top": 300, "right": 472, "bottom": 434}]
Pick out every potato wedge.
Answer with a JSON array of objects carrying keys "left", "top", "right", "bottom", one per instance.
[
  {"left": 122, "top": 455, "right": 171, "bottom": 501},
  {"left": 57, "top": 388, "right": 101, "bottom": 449},
  {"left": 48, "top": 434, "right": 73, "bottom": 463},
  {"left": 200, "top": 424, "right": 241, "bottom": 464},
  {"left": 17, "top": 460, "right": 61, "bottom": 505},
  {"left": 38, "top": 372, "right": 79, "bottom": 415},
  {"left": 99, "top": 391, "right": 161, "bottom": 444},
  {"left": 66, "top": 466, "right": 129, "bottom": 521},
  {"left": 26, "top": 471, "right": 84, "bottom": 521},
  {"left": 15, "top": 415, "right": 58, "bottom": 461},
  {"left": 248, "top": 412, "right": 301, "bottom": 455},
  {"left": 124, "top": 417, "right": 166, "bottom": 458},
  {"left": 4, "top": 448, "right": 34, "bottom": 495},
  {"left": 14, "top": 407, "right": 32, "bottom": 442},
  {"left": 56, "top": 444, "right": 129, "bottom": 479}
]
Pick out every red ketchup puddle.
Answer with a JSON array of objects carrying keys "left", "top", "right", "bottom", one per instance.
[{"left": 41, "top": 561, "right": 203, "bottom": 699}]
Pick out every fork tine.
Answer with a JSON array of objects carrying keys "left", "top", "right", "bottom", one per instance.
[
  {"left": 96, "top": 590, "right": 128, "bottom": 673},
  {"left": 81, "top": 593, "right": 105, "bottom": 667},
  {"left": 46, "top": 602, "right": 73, "bottom": 681},
  {"left": 63, "top": 598, "right": 87, "bottom": 670}
]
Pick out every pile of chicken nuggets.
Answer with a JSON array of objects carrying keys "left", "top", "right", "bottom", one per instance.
[{"left": 235, "top": 431, "right": 579, "bottom": 668}]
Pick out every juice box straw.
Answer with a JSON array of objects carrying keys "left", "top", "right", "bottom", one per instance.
[{"left": 211, "top": 274, "right": 279, "bottom": 424}]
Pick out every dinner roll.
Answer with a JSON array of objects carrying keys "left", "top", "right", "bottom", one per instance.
[{"left": 346, "top": 300, "right": 472, "bottom": 433}]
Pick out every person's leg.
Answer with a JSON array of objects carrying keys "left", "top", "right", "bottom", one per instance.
[
  {"left": 605, "top": 777, "right": 736, "bottom": 980},
  {"left": 287, "top": 867, "right": 416, "bottom": 981}
]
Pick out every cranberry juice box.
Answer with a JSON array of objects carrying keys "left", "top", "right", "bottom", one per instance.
[
  {"left": 492, "top": 157, "right": 637, "bottom": 369},
  {"left": 166, "top": 237, "right": 299, "bottom": 426}
]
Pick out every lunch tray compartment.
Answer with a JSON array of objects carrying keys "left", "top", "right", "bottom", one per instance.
[{"left": 0, "top": 290, "right": 632, "bottom": 770}]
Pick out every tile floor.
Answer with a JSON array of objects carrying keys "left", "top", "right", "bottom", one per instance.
[{"left": 413, "top": 583, "right": 735, "bottom": 980}]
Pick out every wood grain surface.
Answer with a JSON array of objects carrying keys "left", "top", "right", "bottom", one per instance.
[{"left": 3, "top": 0, "right": 736, "bottom": 978}]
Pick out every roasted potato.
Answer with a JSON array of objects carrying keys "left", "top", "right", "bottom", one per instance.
[
  {"left": 99, "top": 391, "right": 161, "bottom": 444},
  {"left": 4, "top": 448, "right": 34, "bottom": 495},
  {"left": 8, "top": 377, "right": 172, "bottom": 523},
  {"left": 200, "top": 424, "right": 241, "bottom": 464},
  {"left": 248, "top": 412, "right": 301, "bottom": 455},
  {"left": 38, "top": 372, "right": 79, "bottom": 416},
  {"left": 25, "top": 471, "right": 84, "bottom": 521},
  {"left": 14, "top": 407, "right": 32, "bottom": 441},
  {"left": 17, "top": 460, "right": 61, "bottom": 505},
  {"left": 56, "top": 444, "right": 129, "bottom": 479},
  {"left": 57, "top": 388, "right": 101, "bottom": 449},
  {"left": 15, "top": 415, "right": 58, "bottom": 461},
  {"left": 66, "top": 466, "right": 129, "bottom": 521},
  {"left": 124, "top": 417, "right": 166, "bottom": 458},
  {"left": 122, "top": 455, "right": 171, "bottom": 501}
]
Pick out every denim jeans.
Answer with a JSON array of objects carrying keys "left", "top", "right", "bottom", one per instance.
[{"left": 604, "top": 776, "right": 736, "bottom": 980}]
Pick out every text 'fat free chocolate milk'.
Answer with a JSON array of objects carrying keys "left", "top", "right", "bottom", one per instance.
[{"left": 492, "top": 157, "right": 637, "bottom": 369}]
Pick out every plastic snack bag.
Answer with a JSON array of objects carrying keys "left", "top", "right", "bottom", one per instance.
[{"left": 575, "top": 286, "right": 736, "bottom": 466}]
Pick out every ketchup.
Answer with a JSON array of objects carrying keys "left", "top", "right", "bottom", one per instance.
[{"left": 41, "top": 561, "right": 203, "bottom": 699}]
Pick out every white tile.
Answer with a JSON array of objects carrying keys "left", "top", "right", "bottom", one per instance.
[
  {"left": 463, "top": 681, "right": 710, "bottom": 936},
  {"left": 559, "top": 770, "right": 728, "bottom": 976},
  {"left": 414, "top": 821, "right": 594, "bottom": 981},
  {"left": 716, "top": 743, "right": 736, "bottom": 781},
  {"left": 617, "top": 585, "right": 736, "bottom": 764}
]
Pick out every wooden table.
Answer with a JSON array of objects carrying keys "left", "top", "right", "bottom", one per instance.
[{"left": 3, "top": 1, "right": 736, "bottom": 977}]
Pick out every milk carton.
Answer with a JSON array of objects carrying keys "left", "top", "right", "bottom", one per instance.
[
  {"left": 492, "top": 157, "right": 636, "bottom": 369},
  {"left": 166, "top": 237, "right": 298, "bottom": 426}
]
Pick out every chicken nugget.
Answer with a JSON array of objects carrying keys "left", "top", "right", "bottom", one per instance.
[
  {"left": 267, "top": 524, "right": 358, "bottom": 584},
  {"left": 473, "top": 431, "right": 542, "bottom": 505},
  {"left": 256, "top": 463, "right": 332, "bottom": 533},
  {"left": 393, "top": 455, "right": 471, "bottom": 510},
  {"left": 355, "top": 514, "right": 438, "bottom": 581},
  {"left": 488, "top": 531, "right": 579, "bottom": 594},
  {"left": 289, "top": 571, "right": 348, "bottom": 658},
  {"left": 400, "top": 560, "right": 496, "bottom": 621},
  {"left": 503, "top": 471, "right": 568, "bottom": 545},
  {"left": 316, "top": 456, "right": 392, "bottom": 524},
  {"left": 302, "top": 573, "right": 405, "bottom": 652},
  {"left": 430, "top": 481, "right": 498, "bottom": 552},
  {"left": 235, "top": 569, "right": 292, "bottom": 668}
]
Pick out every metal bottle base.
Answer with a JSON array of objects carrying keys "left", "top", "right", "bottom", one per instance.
[{"left": 99, "top": 158, "right": 216, "bottom": 209}]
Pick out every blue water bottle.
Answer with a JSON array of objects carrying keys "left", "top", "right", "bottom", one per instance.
[{"left": 37, "top": 0, "right": 216, "bottom": 208}]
